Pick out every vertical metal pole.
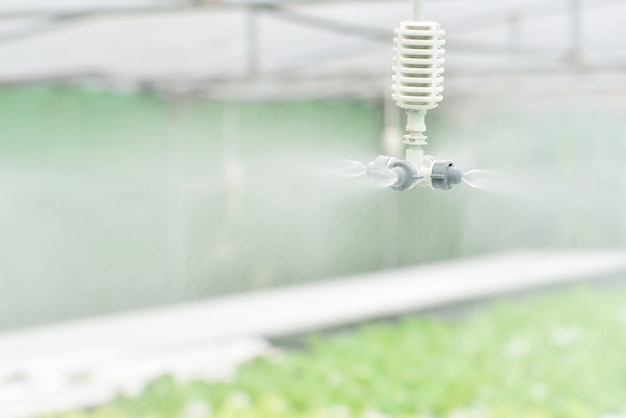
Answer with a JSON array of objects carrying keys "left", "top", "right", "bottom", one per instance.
[
  {"left": 381, "top": 92, "right": 401, "bottom": 268},
  {"left": 569, "top": 0, "right": 583, "bottom": 65},
  {"left": 223, "top": 105, "right": 244, "bottom": 221},
  {"left": 166, "top": 94, "right": 186, "bottom": 300},
  {"left": 383, "top": 85, "right": 403, "bottom": 158},
  {"left": 247, "top": 5, "right": 260, "bottom": 77},
  {"left": 507, "top": 10, "right": 522, "bottom": 91},
  {"left": 508, "top": 11, "right": 521, "bottom": 53},
  {"left": 220, "top": 104, "right": 245, "bottom": 289}
]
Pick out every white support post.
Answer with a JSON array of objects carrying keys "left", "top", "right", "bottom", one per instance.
[
  {"left": 569, "top": 0, "right": 583, "bottom": 65},
  {"left": 166, "top": 95, "right": 186, "bottom": 300},
  {"left": 413, "top": 0, "right": 426, "bottom": 21},
  {"left": 247, "top": 5, "right": 260, "bottom": 77}
]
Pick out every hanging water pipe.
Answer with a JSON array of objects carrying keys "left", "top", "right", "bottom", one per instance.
[{"left": 362, "top": 0, "right": 464, "bottom": 191}]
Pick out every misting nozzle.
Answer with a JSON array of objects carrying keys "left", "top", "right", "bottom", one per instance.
[
  {"left": 366, "top": 155, "right": 421, "bottom": 191},
  {"left": 364, "top": 155, "right": 463, "bottom": 192},
  {"left": 430, "top": 160, "right": 463, "bottom": 190}
]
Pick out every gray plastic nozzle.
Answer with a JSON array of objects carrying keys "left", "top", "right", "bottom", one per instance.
[
  {"left": 431, "top": 160, "right": 463, "bottom": 191},
  {"left": 388, "top": 159, "right": 420, "bottom": 192},
  {"left": 365, "top": 156, "right": 421, "bottom": 192}
]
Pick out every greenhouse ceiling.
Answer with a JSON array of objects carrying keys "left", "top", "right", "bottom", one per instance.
[{"left": 0, "top": 0, "right": 624, "bottom": 99}]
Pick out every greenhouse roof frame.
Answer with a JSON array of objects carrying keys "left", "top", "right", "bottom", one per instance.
[{"left": 0, "top": 0, "right": 624, "bottom": 99}]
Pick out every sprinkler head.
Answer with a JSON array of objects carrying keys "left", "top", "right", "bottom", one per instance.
[
  {"left": 430, "top": 160, "right": 463, "bottom": 190},
  {"left": 365, "top": 155, "right": 421, "bottom": 191},
  {"left": 362, "top": 155, "right": 464, "bottom": 192},
  {"left": 388, "top": 159, "right": 420, "bottom": 192}
]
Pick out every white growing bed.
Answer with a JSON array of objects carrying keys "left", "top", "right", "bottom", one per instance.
[{"left": 1, "top": 250, "right": 626, "bottom": 418}]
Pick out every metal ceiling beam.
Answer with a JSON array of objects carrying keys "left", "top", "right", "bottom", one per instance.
[
  {"left": 0, "top": 14, "right": 87, "bottom": 45},
  {"left": 260, "top": 4, "right": 567, "bottom": 55},
  {"left": 449, "top": 0, "right": 624, "bottom": 33},
  {"left": 0, "top": 0, "right": 387, "bottom": 18},
  {"left": 259, "top": 4, "right": 388, "bottom": 42},
  {"left": 0, "top": 1, "right": 179, "bottom": 17}
]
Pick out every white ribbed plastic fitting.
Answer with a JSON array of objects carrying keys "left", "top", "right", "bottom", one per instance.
[{"left": 391, "top": 21, "right": 445, "bottom": 111}]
